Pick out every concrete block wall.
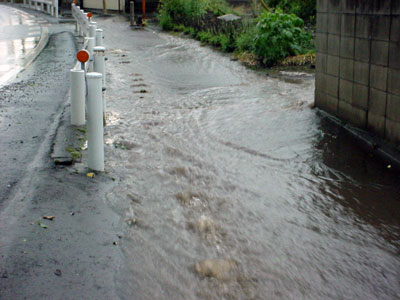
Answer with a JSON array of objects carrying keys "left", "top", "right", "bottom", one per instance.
[{"left": 315, "top": 0, "right": 400, "bottom": 144}]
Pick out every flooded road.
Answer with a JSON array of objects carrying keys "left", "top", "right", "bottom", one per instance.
[
  {"left": 99, "top": 16, "right": 400, "bottom": 300},
  {"left": 0, "top": 4, "right": 46, "bottom": 86}
]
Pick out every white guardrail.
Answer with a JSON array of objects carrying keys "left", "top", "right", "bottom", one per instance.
[
  {"left": 21, "top": 0, "right": 58, "bottom": 18},
  {"left": 71, "top": 3, "right": 106, "bottom": 172}
]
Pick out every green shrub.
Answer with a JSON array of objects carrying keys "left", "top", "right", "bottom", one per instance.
[
  {"left": 266, "top": 0, "right": 316, "bottom": 24},
  {"left": 253, "top": 9, "right": 312, "bottom": 66},
  {"left": 196, "top": 31, "right": 212, "bottom": 43},
  {"left": 219, "top": 34, "right": 235, "bottom": 52},
  {"left": 235, "top": 27, "right": 257, "bottom": 52},
  {"left": 158, "top": 10, "right": 174, "bottom": 30},
  {"left": 203, "top": 0, "right": 232, "bottom": 16},
  {"left": 157, "top": 0, "right": 231, "bottom": 28}
]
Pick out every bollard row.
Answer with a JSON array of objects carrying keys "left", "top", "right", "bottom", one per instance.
[{"left": 70, "top": 6, "right": 107, "bottom": 172}]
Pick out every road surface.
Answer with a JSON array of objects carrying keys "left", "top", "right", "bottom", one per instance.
[{"left": 0, "top": 4, "right": 48, "bottom": 87}]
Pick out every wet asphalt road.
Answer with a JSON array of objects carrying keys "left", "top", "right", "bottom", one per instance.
[
  {"left": 0, "top": 4, "right": 47, "bottom": 86},
  {"left": 0, "top": 7, "right": 123, "bottom": 299}
]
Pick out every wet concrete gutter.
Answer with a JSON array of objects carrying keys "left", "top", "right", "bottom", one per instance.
[{"left": 317, "top": 109, "right": 400, "bottom": 171}]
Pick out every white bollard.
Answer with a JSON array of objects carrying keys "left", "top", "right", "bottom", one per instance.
[
  {"left": 54, "top": 0, "right": 58, "bottom": 18},
  {"left": 94, "top": 46, "right": 106, "bottom": 119},
  {"left": 89, "top": 23, "right": 97, "bottom": 38},
  {"left": 87, "top": 37, "right": 95, "bottom": 61},
  {"left": 95, "top": 29, "right": 103, "bottom": 47},
  {"left": 94, "top": 46, "right": 105, "bottom": 86},
  {"left": 70, "top": 69, "right": 85, "bottom": 126},
  {"left": 86, "top": 72, "right": 104, "bottom": 172}
]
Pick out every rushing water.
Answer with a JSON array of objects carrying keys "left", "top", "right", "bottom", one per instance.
[{"left": 98, "top": 16, "right": 400, "bottom": 300}]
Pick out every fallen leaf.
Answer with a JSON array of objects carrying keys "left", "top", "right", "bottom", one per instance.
[
  {"left": 43, "top": 216, "right": 55, "bottom": 221},
  {"left": 38, "top": 221, "right": 48, "bottom": 229},
  {"left": 87, "top": 172, "right": 95, "bottom": 178}
]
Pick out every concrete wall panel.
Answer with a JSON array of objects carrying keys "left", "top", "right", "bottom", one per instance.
[
  {"left": 391, "top": 16, "right": 400, "bottom": 41},
  {"left": 370, "top": 41, "right": 389, "bottom": 66},
  {"left": 317, "top": 13, "right": 328, "bottom": 33},
  {"left": 328, "top": 34, "right": 340, "bottom": 56},
  {"left": 353, "top": 83, "right": 369, "bottom": 109},
  {"left": 341, "top": 14, "right": 355, "bottom": 37},
  {"left": 340, "top": 37, "right": 354, "bottom": 58},
  {"left": 316, "top": 53, "right": 328, "bottom": 73},
  {"left": 338, "top": 101, "right": 367, "bottom": 127},
  {"left": 354, "top": 38, "right": 370, "bottom": 63},
  {"left": 354, "top": 61, "right": 370, "bottom": 85},
  {"left": 389, "top": 42, "right": 400, "bottom": 69},
  {"left": 371, "top": 15, "right": 391, "bottom": 41},
  {"left": 326, "top": 75, "right": 339, "bottom": 97},
  {"left": 327, "top": 55, "right": 340, "bottom": 76},
  {"left": 370, "top": 65, "right": 388, "bottom": 91},
  {"left": 315, "top": 0, "right": 399, "bottom": 144},
  {"left": 316, "top": 33, "right": 328, "bottom": 53},
  {"left": 387, "top": 94, "right": 400, "bottom": 122},
  {"left": 388, "top": 69, "right": 400, "bottom": 95},
  {"left": 369, "top": 88, "right": 387, "bottom": 116},
  {"left": 339, "top": 79, "right": 353, "bottom": 103},
  {"left": 340, "top": 58, "right": 354, "bottom": 80},
  {"left": 386, "top": 119, "right": 400, "bottom": 142},
  {"left": 328, "top": 13, "right": 341, "bottom": 34}
]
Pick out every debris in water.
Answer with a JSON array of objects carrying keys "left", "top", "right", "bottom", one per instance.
[
  {"left": 127, "top": 193, "right": 142, "bottom": 204},
  {"left": 194, "top": 259, "right": 237, "bottom": 280},
  {"left": 38, "top": 220, "right": 48, "bottom": 229},
  {"left": 196, "top": 215, "right": 216, "bottom": 237},
  {"left": 43, "top": 216, "right": 55, "bottom": 221}
]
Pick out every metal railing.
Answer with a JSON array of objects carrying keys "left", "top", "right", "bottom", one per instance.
[
  {"left": 22, "top": 0, "right": 58, "bottom": 18},
  {"left": 71, "top": 3, "right": 106, "bottom": 172}
]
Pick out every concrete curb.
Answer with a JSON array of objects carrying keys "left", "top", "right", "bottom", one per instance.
[
  {"left": 317, "top": 109, "right": 400, "bottom": 171},
  {"left": 51, "top": 93, "right": 86, "bottom": 165},
  {"left": 24, "top": 26, "right": 49, "bottom": 69}
]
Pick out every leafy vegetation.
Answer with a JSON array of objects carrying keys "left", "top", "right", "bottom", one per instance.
[
  {"left": 265, "top": 0, "right": 316, "bottom": 24},
  {"left": 157, "top": 0, "right": 315, "bottom": 66},
  {"left": 253, "top": 10, "right": 313, "bottom": 66}
]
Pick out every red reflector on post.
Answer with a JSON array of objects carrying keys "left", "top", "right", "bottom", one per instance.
[
  {"left": 87, "top": 12, "right": 93, "bottom": 18},
  {"left": 77, "top": 50, "right": 90, "bottom": 63}
]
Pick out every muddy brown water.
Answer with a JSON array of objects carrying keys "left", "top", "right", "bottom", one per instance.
[{"left": 98, "top": 16, "right": 400, "bottom": 300}]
